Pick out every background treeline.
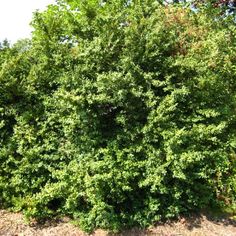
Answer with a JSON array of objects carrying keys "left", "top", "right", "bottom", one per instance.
[{"left": 0, "top": 0, "right": 236, "bottom": 232}]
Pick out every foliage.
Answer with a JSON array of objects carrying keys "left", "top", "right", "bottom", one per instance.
[{"left": 1, "top": 0, "right": 236, "bottom": 232}]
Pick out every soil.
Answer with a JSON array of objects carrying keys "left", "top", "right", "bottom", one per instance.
[{"left": 0, "top": 210, "right": 236, "bottom": 236}]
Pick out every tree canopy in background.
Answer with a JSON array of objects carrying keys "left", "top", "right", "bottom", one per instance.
[{"left": 0, "top": 0, "right": 236, "bottom": 232}]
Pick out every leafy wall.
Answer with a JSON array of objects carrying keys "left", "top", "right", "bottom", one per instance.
[{"left": 0, "top": 0, "right": 236, "bottom": 232}]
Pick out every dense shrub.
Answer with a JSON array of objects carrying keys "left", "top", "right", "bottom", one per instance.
[{"left": 0, "top": 0, "right": 236, "bottom": 232}]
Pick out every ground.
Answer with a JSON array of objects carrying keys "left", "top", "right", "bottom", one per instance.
[{"left": 0, "top": 210, "right": 236, "bottom": 236}]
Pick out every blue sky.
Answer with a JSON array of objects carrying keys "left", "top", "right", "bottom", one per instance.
[{"left": 0, "top": 0, "right": 56, "bottom": 43}]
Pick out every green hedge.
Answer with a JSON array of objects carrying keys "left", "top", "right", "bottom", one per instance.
[{"left": 0, "top": 1, "right": 236, "bottom": 232}]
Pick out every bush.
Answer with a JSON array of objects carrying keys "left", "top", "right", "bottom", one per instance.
[{"left": 0, "top": 0, "right": 236, "bottom": 232}]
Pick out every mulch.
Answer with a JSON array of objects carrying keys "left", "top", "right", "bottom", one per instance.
[{"left": 0, "top": 210, "right": 236, "bottom": 236}]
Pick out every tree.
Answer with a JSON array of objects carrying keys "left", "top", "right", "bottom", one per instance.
[{"left": 0, "top": 0, "right": 236, "bottom": 232}]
